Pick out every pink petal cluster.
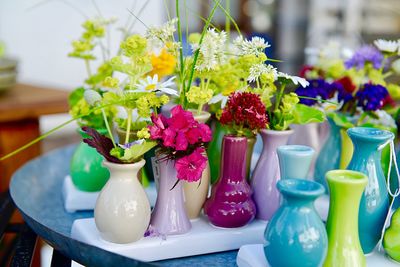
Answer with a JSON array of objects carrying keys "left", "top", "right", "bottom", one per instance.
[{"left": 148, "top": 105, "right": 212, "bottom": 182}]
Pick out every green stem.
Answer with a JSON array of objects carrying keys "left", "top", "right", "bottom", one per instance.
[
  {"left": 176, "top": 0, "right": 186, "bottom": 106},
  {"left": 84, "top": 59, "right": 92, "bottom": 78},
  {"left": 256, "top": 78, "right": 261, "bottom": 90},
  {"left": 101, "top": 108, "right": 116, "bottom": 148},
  {"left": 197, "top": 104, "right": 203, "bottom": 115},
  {"left": 275, "top": 83, "right": 286, "bottom": 111},
  {"left": 125, "top": 108, "right": 132, "bottom": 144}
]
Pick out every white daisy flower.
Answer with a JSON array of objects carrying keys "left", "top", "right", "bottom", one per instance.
[
  {"left": 234, "top": 36, "right": 270, "bottom": 56},
  {"left": 247, "top": 63, "right": 277, "bottom": 82},
  {"left": 209, "top": 93, "right": 229, "bottom": 108},
  {"left": 84, "top": 89, "right": 102, "bottom": 106},
  {"left": 134, "top": 75, "right": 178, "bottom": 96},
  {"left": 374, "top": 39, "right": 398, "bottom": 53},
  {"left": 193, "top": 29, "right": 227, "bottom": 71},
  {"left": 277, "top": 72, "right": 309, "bottom": 88}
]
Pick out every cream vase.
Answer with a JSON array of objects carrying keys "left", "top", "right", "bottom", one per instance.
[
  {"left": 184, "top": 110, "right": 211, "bottom": 219},
  {"left": 94, "top": 159, "right": 150, "bottom": 244}
]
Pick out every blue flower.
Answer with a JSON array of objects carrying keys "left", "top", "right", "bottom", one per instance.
[
  {"left": 356, "top": 83, "right": 389, "bottom": 111},
  {"left": 345, "top": 45, "right": 384, "bottom": 70},
  {"left": 295, "top": 79, "right": 335, "bottom": 106}
]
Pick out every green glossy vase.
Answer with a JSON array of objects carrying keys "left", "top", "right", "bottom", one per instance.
[
  {"left": 70, "top": 129, "right": 110, "bottom": 192},
  {"left": 208, "top": 120, "right": 229, "bottom": 184},
  {"left": 323, "top": 170, "right": 368, "bottom": 267}
]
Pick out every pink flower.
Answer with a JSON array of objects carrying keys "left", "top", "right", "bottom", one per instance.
[
  {"left": 175, "top": 148, "right": 207, "bottom": 182},
  {"left": 186, "top": 126, "right": 202, "bottom": 144},
  {"left": 168, "top": 105, "right": 196, "bottom": 131},
  {"left": 162, "top": 128, "right": 176, "bottom": 148},
  {"left": 149, "top": 114, "right": 168, "bottom": 139},
  {"left": 199, "top": 123, "right": 212, "bottom": 142},
  {"left": 175, "top": 131, "right": 188, "bottom": 151}
]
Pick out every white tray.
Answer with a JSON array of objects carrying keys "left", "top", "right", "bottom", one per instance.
[
  {"left": 62, "top": 176, "right": 157, "bottom": 212},
  {"left": 236, "top": 244, "right": 400, "bottom": 267},
  {"left": 71, "top": 217, "right": 267, "bottom": 262}
]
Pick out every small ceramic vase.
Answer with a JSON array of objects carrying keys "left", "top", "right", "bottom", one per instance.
[
  {"left": 204, "top": 135, "right": 256, "bottom": 228},
  {"left": 264, "top": 178, "right": 327, "bottom": 267},
  {"left": 251, "top": 129, "right": 294, "bottom": 221},
  {"left": 150, "top": 158, "right": 191, "bottom": 235},
  {"left": 346, "top": 127, "right": 393, "bottom": 254},
  {"left": 246, "top": 136, "right": 256, "bottom": 181},
  {"left": 70, "top": 128, "right": 109, "bottom": 192},
  {"left": 277, "top": 145, "right": 314, "bottom": 180},
  {"left": 208, "top": 120, "right": 229, "bottom": 184},
  {"left": 314, "top": 117, "right": 341, "bottom": 190},
  {"left": 94, "top": 159, "right": 150, "bottom": 244},
  {"left": 323, "top": 170, "right": 368, "bottom": 267},
  {"left": 183, "top": 110, "right": 211, "bottom": 220}
]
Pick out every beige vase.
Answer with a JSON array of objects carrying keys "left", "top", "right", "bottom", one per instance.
[
  {"left": 94, "top": 159, "right": 150, "bottom": 244},
  {"left": 184, "top": 110, "right": 211, "bottom": 219}
]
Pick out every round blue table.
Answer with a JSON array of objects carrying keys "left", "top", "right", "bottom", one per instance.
[{"left": 10, "top": 145, "right": 237, "bottom": 266}]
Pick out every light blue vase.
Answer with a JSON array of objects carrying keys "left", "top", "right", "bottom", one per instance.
[
  {"left": 264, "top": 178, "right": 327, "bottom": 267},
  {"left": 314, "top": 117, "right": 341, "bottom": 191},
  {"left": 346, "top": 127, "right": 393, "bottom": 254},
  {"left": 277, "top": 145, "right": 314, "bottom": 180}
]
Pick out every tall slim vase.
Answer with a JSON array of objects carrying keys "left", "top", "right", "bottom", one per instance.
[
  {"left": 314, "top": 117, "right": 341, "bottom": 190},
  {"left": 251, "top": 129, "right": 294, "bottom": 221},
  {"left": 277, "top": 145, "right": 314, "bottom": 180},
  {"left": 150, "top": 158, "right": 191, "bottom": 235},
  {"left": 323, "top": 170, "right": 368, "bottom": 267},
  {"left": 204, "top": 135, "right": 256, "bottom": 228},
  {"left": 207, "top": 120, "right": 229, "bottom": 184},
  {"left": 346, "top": 127, "right": 393, "bottom": 253}
]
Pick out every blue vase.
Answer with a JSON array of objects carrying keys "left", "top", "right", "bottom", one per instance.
[
  {"left": 277, "top": 145, "right": 314, "bottom": 180},
  {"left": 346, "top": 127, "right": 394, "bottom": 254},
  {"left": 314, "top": 117, "right": 341, "bottom": 191},
  {"left": 264, "top": 178, "right": 327, "bottom": 267}
]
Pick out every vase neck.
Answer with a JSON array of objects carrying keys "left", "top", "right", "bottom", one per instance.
[
  {"left": 327, "top": 117, "right": 340, "bottom": 135},
  {"left": 260, "top": 129, "right": 293, "bottom": 151},
  {"left": 220, "top": 135, "right": 247, "bottom": 182},
  {"left": 103, "top": 160, "right": 144, "bottom": 181}
]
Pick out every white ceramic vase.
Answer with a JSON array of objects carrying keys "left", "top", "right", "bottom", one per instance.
[{"left": 94, "top": 159, "right": 150, "bottom": 244}]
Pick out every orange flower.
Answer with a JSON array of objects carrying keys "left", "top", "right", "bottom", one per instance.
[{"left": 149, "top": 49, "right": 176, "bottom": 79}]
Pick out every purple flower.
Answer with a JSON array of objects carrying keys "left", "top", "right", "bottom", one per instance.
[
  {"left": 295, "top": 79, "right": 335, "bottom": 106},
  {"left": 345, "top": 45, "right": 384, "bottom": 70},
  {"left": 356, "top": 83, "right": 389, "bottom": 111}
]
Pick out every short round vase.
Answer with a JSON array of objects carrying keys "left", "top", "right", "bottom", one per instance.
[
  {"left": 70, "top": 128, "right": 109, "bottom": 192},
  {"left": 323, "top": 170, "right": 368, "bottom": 267},
  {"left": 251, "top": 129, "right": 294, "bottom": 221},
  {"left": 346, "top": 127, "right": 393, "bottom": 254},
  {"left": 94, "top": 159, "right": 150, "bottom": 244},
  {"left": 264, "top": 178, "right": 327, "bottom": 267},
  {"left": 204, "top": 135, "right": 256, "bottom": 228},
  {"left": 277, "top": 145, "right": 314, "bottom": 180}
]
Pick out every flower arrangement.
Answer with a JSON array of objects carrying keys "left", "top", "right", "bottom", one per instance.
[{"left": 148, "top": 105, "right": 212, "bottom": 182}]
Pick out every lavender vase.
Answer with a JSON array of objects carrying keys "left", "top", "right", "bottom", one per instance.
[
  {"left": 150, "top": 158, "right": 191, "bottom": 235},
  {"left": 251, "top": 129, "right": 294, "bottom": 221},
  {"left": 204, "top": 135, "right": 256, "bottom": 228}
]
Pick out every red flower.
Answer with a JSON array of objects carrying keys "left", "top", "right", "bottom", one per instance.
[
  {"left": 335, "top": 76, "right": 356, "bottom": 93},
  {"left": 175, "top": 147, "right": 207, "bottom": 182}
]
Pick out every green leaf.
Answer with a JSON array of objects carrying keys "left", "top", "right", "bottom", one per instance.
[
  {"left": 120, "top": 141, "right": 157, "bottom": 162},
  {"left": 68, "top": 87, "right": 85, "bottom": 107},
  {"left": 327, "top": 112, "right": 354, "bottom": 129},
  {"left": 110, "top": 147, "right": 124, "bottom": 159},
  {"left": 292, "top": 104, "right": 325, "bottom": 125}
]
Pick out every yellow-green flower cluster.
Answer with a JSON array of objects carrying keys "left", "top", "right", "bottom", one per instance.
[
  {"left": 137, "top": 127, "right": 150, "bottom": 139},
  {"left": 102, "top": 76, "right": 120, "bottom": 89},
  {"left": 85, "top": 62, "right": 113, "bottom": 86},
  {"left": 120, "top": 35, "right": 148, "bottom": 57},
  {"left": 271, "top": 92, "right": 299, "bottom": 130},
  {"left": 186, "top": 86, "right": 213, "bottom": 105},
  {"left": 136, "top": 93, "right": 169, "bottom": 118}
]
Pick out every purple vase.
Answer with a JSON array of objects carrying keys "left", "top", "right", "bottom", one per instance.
[
  {"left": 251, "top": 129, "right": 294, "bottom": 221},
  {"left": 204, "top": 135, "right": 256, "bottom": 228},
  {"left": 150, "top": 158, "right": 191, "bottom": 235}
]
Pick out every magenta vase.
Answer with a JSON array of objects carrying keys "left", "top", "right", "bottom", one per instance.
[
  {"left": 204, "top": 135, "right": 256, "bottom": 228},
  {"left": 251, "top": 129, "right": 294, "bottom": 221},
  {"left": 150, "top": 158, "right": 191, "bottom": 235}
]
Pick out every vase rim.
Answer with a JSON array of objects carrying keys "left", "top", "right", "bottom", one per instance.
[
  {"left": 277, "top": 145, "right": 314, "bottom": 156},
  {"left": 277, "top": 178, "right": 325, "bottom": 198},
  {"left": 347, "top": 127, "right": 394, "bottom": 142},
  {"left": 325, "top": 169, "right": 368, "bottom": 185},
  {"left": 102, "top": 158, "right": 145, "bottom": 170},
  {"left": 261, "top": 129, "right": 294, "bottom": 135}
]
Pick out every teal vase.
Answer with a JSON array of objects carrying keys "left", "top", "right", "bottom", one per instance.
[
  {"left": 207, "top": 120, "right": 229, "bottom": 184},
  {"left": 314, "top": 117, "right": 341, "bottom": 191},
  {"left": 277, "top": 145, "right": 314, "bottom": 180},
  {"left": 70, "top": 128, "right": 110, "bottom": 192},
  {"left": 346, "top": 127, "right": 394, "bottom": 254},
  {"left": 264, "top": 178, "right": 327, "bottom": 267}
]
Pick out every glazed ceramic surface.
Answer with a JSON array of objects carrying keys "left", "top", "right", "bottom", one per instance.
[
  {"left": 315, "top": 117, "right": 341, "bottom": 190},
  {"left": 346, "top": 127, "right": 393, "bottom": 254},
  {"left": 384, "top": 208, "right": 400, "bottom": 262},
  {"left": 264, "top": 178, "right": 327, "bottom": 267},
  {"left": 339, "top": 128, "right": 353, "bottom": 169},
  {"left": 323, "top": 170, "right": 368, "bottom": 267},
  {"left": 183, "top": 110, "right": 211, "bottom": 219},
  {"left": 150, "top": 158, "right": 191, "bottom": 235},
  {"left": 94, "top": 159, "right": 150, "bottom": 244},
  {"left": 277, "top": 145, "right": 314, "bottom": 180},
  {"left": 251, "top": 129, "right": 293, "bottom": 221},
  {"left": 70, "top": 128, "right": 110, "bottom": 192},
  {"left": 204, "top": 135, "right": 256, "bottom": 228}
]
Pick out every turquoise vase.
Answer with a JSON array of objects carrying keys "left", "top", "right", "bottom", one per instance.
[
  {"left": 70, "top": 128, "right": 110, "bottom": 192},
  {"left": 264, "top": 178, "right": 327, "bottom": 267},
  {"left": 277, "top": 145, "right": 314, "bottom": 180},
  {"left": 314, "top": 117, "right": 341, "bottom": 191},
  {"left": 207, "top": 120, "right": 229, "bottom": 184},
  {"left": 346, "top": 127, "right": 394, "bottom": 254}
]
